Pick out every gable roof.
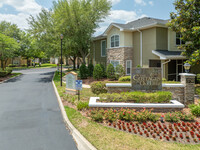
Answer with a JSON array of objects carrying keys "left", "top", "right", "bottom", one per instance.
[
  {"left": 103, "top": 17, "right": 169, "bottom": 35},
  {"left": 152, "top": 50, "right": 186, "bottom": 60}
]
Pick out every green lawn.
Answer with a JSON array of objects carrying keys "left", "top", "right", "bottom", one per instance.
[
  {"left": 11, "top": 63, "right": 57, "bottom": 70},
  {"left": 10, "top": 73, "right": 22, "bottom": 78},
  {"left": 53, "top": 72, "right": 200, "bottom": 150}
]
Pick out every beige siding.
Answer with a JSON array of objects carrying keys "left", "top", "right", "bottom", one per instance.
[
  {"left": 132, "top": 32, "right": 140, "bottom": 67},
  {"left": 156, "top": 27, "right": 168, "bottom": 50},
  {"left": 92, "top": 39, "right": 107, "bottom": 66},
  {"left": 142, "top": 27, "right": 157, "bottom": 67},
  {"left": 107, "top": 26, "right": 124, "bottom": 48},
  {"left": 168, "top": 30, "right": 183, "bottom": 51},
  {"left": 124, "top": 31, "right": 133, "bottom": 47}
]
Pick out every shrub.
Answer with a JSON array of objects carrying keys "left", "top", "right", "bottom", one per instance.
[
  {"left": 189, "top": 104, "right": 200, "bottom": 116},
  {"left": 8, "top": 64, "right": 16, "bottom": 67},
  {"left": 93, "top": 64, "right": 104, "bottom": 80},
  {"left": 88, "top": 64, "right": 94, "bottom": 77},
  {"left": 115, "top": 64, "right": 125, "bottom": 79},
  {"left": 6, "top": 68, "right": 12, "bottom": 75},
  {"left": 165, "top": 112, "right": 180, "bottom": 122},
  {"left": 118, "top": 109, "right": 136, "bottom": 121},
  {"left": 106, "top": 63, "right": 115, "bottom": 79},
  {"left": 90, "top": 110, "right": 103, "bottom": 122},
  {"left": 99, "top": 91, "right": 172, "bottom": 103},
  {"left": 91, "top": 82, "right": 107, "bottom": 95},
  {"left": 118, "top": 76, "right": 131, "bottom": 82},
  {"left": 100, "top": 64, "right": 106, "bottom": 78},
  {"left": 0, "top": 70, "right": 8, "bottom": 77},
  {"left": 77, "top": 101, "right": 89, "bottom": 110},
  {"left": 21, "top": 64, "right": 27, "bottom": 67},
  {"left": 79, "top": 64, "right": 88, "bottom": 79},
  {"left": 178, "top": 112, "right": 195, "bottom": 121},
  {"left": 104, "top": 109, "right": 117, "bottom": 122},
  {"left": 197, "top": 74, "right": 200, "bottom": 84}
]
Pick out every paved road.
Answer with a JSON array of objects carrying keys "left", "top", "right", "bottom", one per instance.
[{"left": 0, "top": 68, "right": 77, "bottom": 150}]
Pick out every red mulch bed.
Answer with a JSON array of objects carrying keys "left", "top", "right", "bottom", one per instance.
[{"left": 81, "top": 77, "right": 115, "bottom": 85}]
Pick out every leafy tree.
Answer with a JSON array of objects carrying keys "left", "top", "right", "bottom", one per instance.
[
  {"left": 0, "top": 33, "right": 19, "bottom": 69},
  {"left": 53, "top": 0, "right": 111, "bottom": 64},
  {"left": 168, "top": 0, "right": 200, "bottom": 65},
  {"left": 80, "top": 64, "right": 88, "bottom": 79}
]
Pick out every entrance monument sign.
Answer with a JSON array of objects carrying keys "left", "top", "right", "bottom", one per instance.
[
  {"left": 66, "top": 72, "right": 77, "bottom": 94},
  {"left": 132, "top": 68, "right": 162, "bottom": 91}
]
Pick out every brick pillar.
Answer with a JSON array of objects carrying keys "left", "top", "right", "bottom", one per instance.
[{"left": 179, "top": 73, "right": 196, "bottom": 105}]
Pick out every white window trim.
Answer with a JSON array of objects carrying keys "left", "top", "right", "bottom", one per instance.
[
  {"left": 110, "top": 34, "right": 120, "bottom": 48},
  {"left": 110, "top": 60, "right": 120, "bottom": 68},
  {"left": 176, "top": 33, "right": 184, "bottom": 46},
  {"left": 101, "top": 40, "right": 106, "bottom": 57},
  {"left": 126, "top": 60, "right": 132, "bottom": 75}
]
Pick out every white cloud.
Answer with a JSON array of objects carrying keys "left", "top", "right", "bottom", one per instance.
[
  {"left": 148, "top": 1, "right": 154, "bottom": 6},
  {"left": 0, "top": 0, "right": 45, "bottom": 29},
  {"left": 95, "top": 10, "right": 146, "bottom": 36},
  {"left": 109, "top": 0, "right": 121, "bottom": 5},
  {"left": 134, "top": 0, "right": 146, "bottom": 6}
]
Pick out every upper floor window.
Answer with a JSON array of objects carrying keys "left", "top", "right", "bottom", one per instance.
[
  {"left": 101, "top": 40, "right": 106, "bottom": 57},
  {"left": 176, "top": 33, "right": 185, "bottom": 45},
  {"left": 111, "top": 35, "right": 119, "bottom": 48}
]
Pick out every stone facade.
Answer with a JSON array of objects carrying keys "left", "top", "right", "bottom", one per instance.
[
  {"left": 180, "top": 73, "right": 196, "bottom": 105},
  {"left": 107, "top": 47, "right": 133, "bottom": 67},
  {"left": 162, "top": 86, "right": 184, "bottom": 104}
]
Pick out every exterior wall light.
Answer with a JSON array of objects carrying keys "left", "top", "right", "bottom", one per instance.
[{"left": 184, "top": 63, "right": 191, "bottom": 73}]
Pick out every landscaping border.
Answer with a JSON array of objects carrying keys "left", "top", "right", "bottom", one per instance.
[{"left": 52, "top": 73, "right": 97, "bottom": 150}]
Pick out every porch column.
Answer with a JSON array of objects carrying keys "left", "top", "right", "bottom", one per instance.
[{"left": 179, "top": 73, "right": 196, "bottom": 105}]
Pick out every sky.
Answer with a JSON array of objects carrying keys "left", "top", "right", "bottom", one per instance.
[{"left": 0, "top": 0, "right": 176, "bottom": 36}]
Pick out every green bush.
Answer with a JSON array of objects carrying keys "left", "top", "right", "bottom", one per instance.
[
  {"left": 79, "top": 64, "right": 88, "bottom": 79},
  {"left": 106, "top": 63, "right": 115, "bottom": 79},
  {"left": 77, "top": 101, "right": 89, "bottom": 110},
  {"left": 6, "top": 68, "right": 12, "bottom": 75},
  {"left": 165, "top": 112, "right": 180, "bottom": 122},
  {"left": 189, "top": 104, "right": 200, "bottom": 116},
  {"left": 104, "top": 109, "right": 117, "bottom": 122},
  {"left": 99, "top": 91, "right": 172, "bottom": 103},
  {"left": 197, "top": 74, "right": 200, "bottom": 84},
  {"left": 118, "top": 76, "right": 131, "bottom": 82},
  {"left": 93, "top": 64, "right": 104, "bottom": 80},
  {"left": 88, "top": 64, "right": 94, "bottom": 77},
  {"left": 21, "top": 64, "right": 27, "bottom": 67},
  {"left": 115, "top": 64, "right": 125, "bottom": 79},
  {"left": 0, "top": 70, "right": 8, "bottom": 77},
  {"left": 8, "top": 64, "right": 16, "bottom": 67},
  {"left": 100, "top": 64, "right": 106, "bottom": 78},
  {"left": 91, "top": 81, "right": 107, "bottom": 95},
  {"left": 90, "top": 110, "right": 103, "bottom": 122}
]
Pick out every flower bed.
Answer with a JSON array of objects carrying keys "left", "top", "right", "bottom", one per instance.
[
  {"left": 89, "top": 108, "right": 200, "bottom": 144},
  {"left": 99, "top": 91, "right": 172, "bottom": 103}
]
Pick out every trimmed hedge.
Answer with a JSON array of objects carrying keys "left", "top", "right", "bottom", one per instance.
[
  {"left": 118, "top": 76, "right": 131, "bottom": 82},
  {"left": 91, "top": 81, "right": 107, "bottom": 95},
  {"left": 93, "top": 64, "right": 104, "bottom": 80},
  {"left": 106, "top": 63, "right": 115, "bottom": 79},
  {"left": 80, "top": 64, "right": 88, "bottom": 79},
  {"left": 99, "top": 91, "right": 172, "bottom": 103},
  {"left": 88, "top": 64, "right": 94, "bottom": 77}
]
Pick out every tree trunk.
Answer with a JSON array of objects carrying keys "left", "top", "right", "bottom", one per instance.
[
  {"left": 1, "top": 59, "right": 4, "bottom": 70},
  {"left": 77, "top": 57, "right": 80, "bottom": 69},
  {"left": 27, "top": 58, "right": 29, "bottom": 67},
  {"left": 70, "top": 56, "right": 76, "bottom": 70},
  {"left": 65, "top": 56, "right": 69, "bottom": 66}
]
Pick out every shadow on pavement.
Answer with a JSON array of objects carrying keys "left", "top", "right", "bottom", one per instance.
[
  {"left": 5, "top": 75, "right": 23, "bottom": 83},
  {"left": 40, "top": 72, "right": 55, "bottom": 76}
]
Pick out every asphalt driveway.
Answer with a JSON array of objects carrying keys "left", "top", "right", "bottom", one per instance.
[{"left": 0, "top": 68, "right": 77, "bottom": 150}]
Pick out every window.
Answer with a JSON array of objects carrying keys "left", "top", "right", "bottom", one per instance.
[
  {"left": 149, "top": 60, "right": 161, "bottom": 67},
  {"left": 176, "top": 33, "right": 185, "bottom": 45},
  {"left": 101, "top": 40, "right": 106, "bottom": 57},
  {"left": 111, "top": 35, "right": 119, "bottom": 48},
  {"left": 110, "top": 60, "right": 120, "bottom": 68},
  {"left": 126, "top": 60, "right": 132, "bottom": 75}
]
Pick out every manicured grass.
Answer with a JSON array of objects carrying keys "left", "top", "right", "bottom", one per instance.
[
  {"left": 65, "top": 106, "right": 200, "bottom": 150},
  {"left": 11, "top": 63, "right": 57, "bottom": 70}
]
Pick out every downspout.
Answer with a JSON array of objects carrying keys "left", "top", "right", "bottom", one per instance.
[
  {"left": 162, "top": 59, "right": 171, "bottom": 79},
  {"left": 137, "top": 29, "right": 143, "bottom": 67}
]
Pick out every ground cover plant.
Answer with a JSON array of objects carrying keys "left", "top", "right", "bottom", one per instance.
[
  {"left": 89, "top": 108, "right": 200, "bottom": 144},
  {"left": 99, "top": 91, "right": 172, "bottom": 103}
]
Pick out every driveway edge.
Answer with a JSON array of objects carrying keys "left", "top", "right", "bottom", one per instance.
[
  {"left": 52, "top": 75, "right": 97, "bottom": 150},
  {"left": 0, "top": 74, "right": 22, "bottom": 84}
]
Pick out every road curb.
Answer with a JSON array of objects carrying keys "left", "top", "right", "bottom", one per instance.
[
  {"left": 0, "top": 74, "right": 22, "bottom": 84},
  {"left": 52, "top": 75, "right": 97, "bottom": 150}
]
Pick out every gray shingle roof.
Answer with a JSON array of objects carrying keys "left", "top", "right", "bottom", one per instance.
[
  {"left": 155, "top": 50, "right": 183, "bottom": 56},
  {"left": 113, "top": 17, "right": 169, "bottom": 30}
]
